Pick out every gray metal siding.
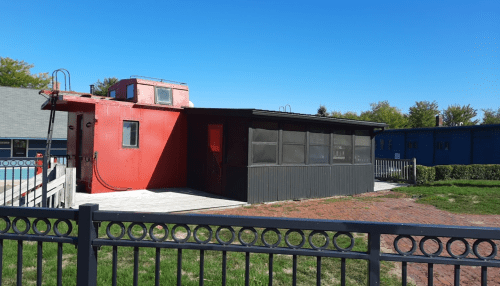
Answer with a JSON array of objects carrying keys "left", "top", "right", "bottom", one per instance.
[{"left": 248, "top": 165, "right": 374, "bottom": 203}]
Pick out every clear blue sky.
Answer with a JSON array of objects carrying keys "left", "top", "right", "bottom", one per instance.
[{"left": 1, "top": 1, "right": 498, "bottom": 121}]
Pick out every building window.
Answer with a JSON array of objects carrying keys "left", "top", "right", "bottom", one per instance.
[
  {"left": 309, "top": 131, "right": 329, "bottom": 164},
  {"left": 251, "top": 127, "right": 278, "bottom": 164},
  {"left": 155, "top": 87, "right": 172, "bottom": 105},
  {"left": 13, "top": 139, "right": 27, "bottom": 157},
  {"left": 126, "top": 84, "right": 134, "bottom": 100},
  {"left": 332, "top": 130, "right": 352, "bottom": 164},
  {"left": 282, "top": 129, "right": 306, "bottom": 164},
  {"left": 123, "top": 121, "right": 139, "bottom": 148},
  {"left": 109, "top": 90, "right": 116, "bottom": 98},
  {"left": 354, "top": 130, "right": 371, "bottom": 163}
]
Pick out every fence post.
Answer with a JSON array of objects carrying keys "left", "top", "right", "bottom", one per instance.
[
  {"left": 367, "top": 230, "right": 381, "bottom": 286},
  {"left": 77, "top": 204, "right": 99, "bottom": 286},
  {"left": 413, "top": 158, "right": 417, "bottom": 185}
]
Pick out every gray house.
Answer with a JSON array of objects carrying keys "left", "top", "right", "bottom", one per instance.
[{"left": 0, "top": 86, "right": 67, "bottom": 157}]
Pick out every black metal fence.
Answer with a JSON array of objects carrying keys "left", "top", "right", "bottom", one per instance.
[{"left": 0, "top": 203, "right": 499, "bottom": 285}]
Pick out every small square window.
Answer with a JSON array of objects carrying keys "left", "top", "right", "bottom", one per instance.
[
  {"left": 155, "top": 87, "right": 172, "bottom": 105},
  {"left": 109, "top": 90, "right": 116, "bottom": 98},
  {"left": 123, "top": 121, "right": 139, "bottom": 147},
  {"left": 126, "top": 84, "right": 134, "bottom": 100}
]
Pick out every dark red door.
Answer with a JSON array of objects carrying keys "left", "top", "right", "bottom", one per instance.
[{"left": 207, "top": 124, "right": 223, "bottom": 195}]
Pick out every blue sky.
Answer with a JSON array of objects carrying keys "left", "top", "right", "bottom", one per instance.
[{"left": 1, "top": 1, "right": 498, "bottom": 121}]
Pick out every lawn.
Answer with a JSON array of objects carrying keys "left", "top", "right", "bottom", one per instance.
[{"left": 392, "top": 180, "right": 500, "bottom": 215}]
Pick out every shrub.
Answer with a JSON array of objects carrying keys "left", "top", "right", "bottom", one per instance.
[
  {"left": 469, "top": 164, "right": 486, "bottom": 180},
  {"left": 488, "top": 165, "right": 500, "bottom": 180},
  {"left": 451, "top": 165, "right": 472, "bottom": 180},
  {"left": 435, "top": 165, "right": 453, "bottom": 181},
  {"left": 415, "top": 165, "right": 436, "bottom": 185}
]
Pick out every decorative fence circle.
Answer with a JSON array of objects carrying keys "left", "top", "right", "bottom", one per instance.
[{"left": 419, "top": 236, "right": 443, "bottom": 257}]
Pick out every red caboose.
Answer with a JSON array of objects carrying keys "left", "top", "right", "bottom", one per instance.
[{"left": 43, "top": 77, "right": 190, "bottom": 193}]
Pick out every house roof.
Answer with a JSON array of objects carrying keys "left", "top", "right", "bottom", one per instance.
[
  {"left": 185, "top": 108, "right": 388, "bottom": 129},
  {"left": 0, "top": 86, "right": 67, "bottom": 139}
]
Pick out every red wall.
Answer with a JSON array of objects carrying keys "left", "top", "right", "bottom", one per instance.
[
  {"left": 87, "top": 102, "right": 187, "bottom": 193},
  {"left": 109, "top": 79, "right": 190, "bottom": 107}
]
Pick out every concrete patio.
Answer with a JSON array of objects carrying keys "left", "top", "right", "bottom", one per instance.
[{"left": 73, "top": 180, "right": 409, "bottom": 212}]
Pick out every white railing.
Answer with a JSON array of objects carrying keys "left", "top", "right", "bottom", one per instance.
[
  {"left": 375, "top": 158, "right": 416, "bottom": 184},
  {"left": 0, "top": 158, "right": 75, "bottom": 208}
]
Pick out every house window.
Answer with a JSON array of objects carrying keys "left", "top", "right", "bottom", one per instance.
[
  {"left": 109, "top": 90, "right": 116, "bottom": 98},
  {"left": 282, "top": 130, "right": 306, "bottom": 164},
  {"left": 354, "top": 130, "right": 371, "bottom": 163},
  {"left": 13, "top": 139, "right": 27, "bottom": 157},
  {"left": 332, "top": 130, "right": 352, "bottom": 164},
  {"left": 123, "top": 121, "right": 139, "bottom": 147},
  {"left": 251, "top": 127, "right": 278, "bottom": 164},
  {"left": 155, "top": 87, "right": 172, "bottom": 105},
  {"left": 309, "top": 131, "right": 329, "bottom": 164},
  {"left": 126, "top": 84, "right": 134, "bottom": 100}
]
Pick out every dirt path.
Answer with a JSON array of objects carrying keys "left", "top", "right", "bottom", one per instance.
[{"left": 203, "top": 190, "right": 500, "bottom": 286}]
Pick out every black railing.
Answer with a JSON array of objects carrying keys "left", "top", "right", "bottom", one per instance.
[{"left": 0, "top": 204, "right": 499, "bottom": 285}]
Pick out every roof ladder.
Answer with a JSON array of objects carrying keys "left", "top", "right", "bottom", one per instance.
[{"left": 42, "top": 69, "right": 71, "bottom": 207}]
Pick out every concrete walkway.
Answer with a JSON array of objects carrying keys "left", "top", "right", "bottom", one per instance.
[
  {"left": 74, "top": 188, "right": 248, "bottom": 213},
  {"left": 374, "top": 179, "right": 410, "bottom": 192},
  {"left": 73, "top": 180, "right": 410, "bottom": 212}
]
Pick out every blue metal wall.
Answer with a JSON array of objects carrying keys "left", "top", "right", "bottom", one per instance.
[{"left": 375, "top": 125, "right": 500, "bottom": 166}]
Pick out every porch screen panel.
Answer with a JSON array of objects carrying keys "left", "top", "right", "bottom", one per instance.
[
  {"left": 252, "top": 125, "right": 278, "bottom": 164},
  {"left": 282, "top": 130, "right": 305, "bottom": 164},
  {"left": 309, "top": 132, "right": 329, "bottom": 164},
  {"left": 355, "top": 130, "right": 371, "bottom": 163},
  {"left": 333, "top": 130, "right": 352, "bottom": 164}
]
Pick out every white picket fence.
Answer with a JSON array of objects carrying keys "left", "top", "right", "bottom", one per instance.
[{"left": 0, "top": 158, "right": 76, "bottom": 208}]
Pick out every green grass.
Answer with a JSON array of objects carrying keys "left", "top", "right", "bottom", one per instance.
[
  {"left": 392, "top": 180, "right": 500, "bottom": 215},
  {"left": 0, "top": 219, "right": 408, "bottom": 285}
]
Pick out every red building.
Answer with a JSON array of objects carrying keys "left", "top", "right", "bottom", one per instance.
[
  {"left": 43, "top": 78, "right": 190, "bottom": 193},
  {"left": 42, "top": 77, "right": 386, "bottom": 202}
]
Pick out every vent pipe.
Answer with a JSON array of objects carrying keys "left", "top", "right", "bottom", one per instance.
[{"left": 90, "top": 84, "right": 95, "bottom": 95}]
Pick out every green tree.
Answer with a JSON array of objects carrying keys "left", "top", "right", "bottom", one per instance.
[
  {"left": 93, "top": 77, "right": 119, "bottom": 96},
  {"left": 363, "top": 101, "right": 408, "bottom": 129},
  {"left": 481, "top": 108, "right": 500, "bottom": 125},
  {"left": 408, "top": 101, "right": 440, "bottom": 128},
  {"left": 328, "top": 110, "right": 362, "bottom": 120},
  {"left": 317, "top": 105, "right": 329, "bottom": 117},
  {"left": 442, "top": 104, "right": 479, "bottom": 126},
  {"left": 0, "top": 57, "right": 50, "bottom": 89}
]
